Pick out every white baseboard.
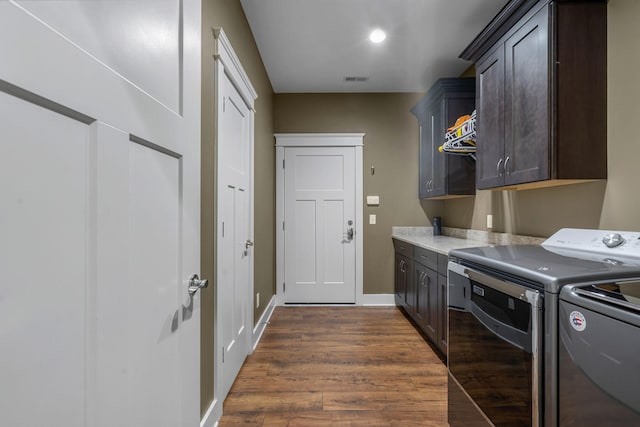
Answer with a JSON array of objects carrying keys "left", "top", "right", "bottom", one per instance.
[
  {"left": 274, "top": 293, "right": 396, "bottom": 306},
  {"left": 200, "top": 397, "right": 222, "bottom": 427},
  {"left": 360, "top": 293, "right": 395, "bottom": 306},
  {"left": 252, "top": 294, "right": 276, "bottom": 351}
]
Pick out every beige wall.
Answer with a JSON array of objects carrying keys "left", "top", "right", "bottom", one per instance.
[
  {"left": 274, "top": 93, "right": 442, "bottom": 295},
  {"left": 442, "top": 0, "right": 640, "bottom": 237},
  {"left": 201, "top": 0, "right": 275, "bottom": 415}
]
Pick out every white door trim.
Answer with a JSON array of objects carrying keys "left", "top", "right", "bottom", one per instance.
[
  {"left": 212, "top": 27, "right": 256, "bottom": 416},
  {"left": 275, "top": 133, "right": 364, "bottom": 306},
  {"left": 213, "top": 29, "right": 257, "bottom": 110}
]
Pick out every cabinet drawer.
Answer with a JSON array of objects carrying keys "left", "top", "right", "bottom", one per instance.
[
  {"left": 414, "top": 246, "right": 437, "bottom": 270},
  {"left": 393, "top": 239, "right": 414, "bottom": 258},
  {"left": 438, "top": 254, "right": 449, "bottom": 275}
]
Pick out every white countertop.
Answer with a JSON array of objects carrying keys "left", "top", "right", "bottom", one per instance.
[{"left": 392, "top": 227, "right": 487, "bottom": 255}]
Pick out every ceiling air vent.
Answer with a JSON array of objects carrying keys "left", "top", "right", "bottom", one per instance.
[{"left": 345, "top": 76, "right": 369, "bottom": 82}]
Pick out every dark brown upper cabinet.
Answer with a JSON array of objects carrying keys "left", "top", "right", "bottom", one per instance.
[
  {"left": 411, "top": 78, "right": 476, "bottom": 199},
  {"left": 460, "top": 0, "right": 607, "bottom": 190}
]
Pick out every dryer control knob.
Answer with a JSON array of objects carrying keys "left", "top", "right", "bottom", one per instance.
[{"left": 603, "top": 233, "right": 625, "bottom": 248}]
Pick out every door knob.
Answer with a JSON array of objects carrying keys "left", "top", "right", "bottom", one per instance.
[
  {"left": 188, "top": 274, "right": 208, "bottom": 295},
  {"left": 346, "top": 220, "right": 354, "bottom": 241},
  {"left": 245, "top": 239, "right": 254, "bottom": 249}
]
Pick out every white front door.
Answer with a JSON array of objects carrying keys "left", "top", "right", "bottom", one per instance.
[
  {"left": 0, "top": 2, "right": 201, "bottom": 426},
  {"left": 283, "top": 146, "right": 357, "bottom": 303},
  {"left": 213, "top": 30, "right": 257, "bottom": 405}
]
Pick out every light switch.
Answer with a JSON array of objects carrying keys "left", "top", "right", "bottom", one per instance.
[
  {"left": 369, "top": 214, "right": 377, "bottom": 225},
  {"left": 487, "top": 214, "right": 493, "bottom": 229},
  {"left": 366, "top": 195, "right": 380, "bottom": 206}
]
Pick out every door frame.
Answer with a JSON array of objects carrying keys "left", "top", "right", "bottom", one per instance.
[
  {"left": 275, "top": 133, "right": 364, "bottom": 306},
  {"left": 209, "top": 28, "right": 256, "bottom": 423}
]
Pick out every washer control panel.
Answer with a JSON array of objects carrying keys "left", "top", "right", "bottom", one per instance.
[{"left": 543, "top": 228, "right": 640, "bottom": 257}]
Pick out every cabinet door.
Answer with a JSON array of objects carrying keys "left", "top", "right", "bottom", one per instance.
[
  {"left": 418, "top": 120, "right": 433, "bottom": 199},
  {"left": 395, "top": 253, "right": 414, "bottom": 315},
  {"left": 430, "top": 103, "right": 446, "bottom": 197},
  {"left": 476, "top": 47, "right": 505, "bottom": 189},
  {"left": 394, "top": 253, "right": 407, "bottom": 309},
  {"left": 425, "top": 268, "right": 439, "bottom": 343},
  {"left": 438, "top": 273, "right": 448, "bottom": 355},
  {"left": 405, "top": 258, "right": 415, "bottom": 317},
  {"left": 414, "top": 263, "right": 428, "bottom": 330},
  {"left": 504, "top": 5, "right": 549, "bottom": 185}
]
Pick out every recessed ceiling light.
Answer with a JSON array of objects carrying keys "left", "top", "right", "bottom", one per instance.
[{"left": 369, "top": 29, "right": 386, "bottom": 44}]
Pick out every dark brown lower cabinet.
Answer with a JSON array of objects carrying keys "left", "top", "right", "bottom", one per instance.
[
  {"left": 415, "top": 263, "right": 438, "bottom": 344},
  {"left": 393, "top": 242, "right": 414, "bottom": 317},
  {"left": 438, "top": 273, "right": 448, "bottom": 354},
  {"left": 393, "top": 239, "right": 448, "bottom": 357}
]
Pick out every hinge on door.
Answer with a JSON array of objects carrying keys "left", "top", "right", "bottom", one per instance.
[
  {"left": 222, "top": 346, "right": 225, "bottom": 363},
  {"left": 223, "top": 97, "right": 226, "bottom": 112},
  {"left": 282, "top": 221, "right": 285, "bottom": 231},
  {"left": 282, "top": 159, "right": 285, "bottom": 169},
  {"left": 283, "top": 282, "right": 286, "bottom": 292},
  {"left": 222, "top": 221, "right": 225, "bottom": 237}
]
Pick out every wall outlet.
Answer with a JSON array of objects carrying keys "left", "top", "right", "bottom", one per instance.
[
  {"left": 487, "top": 214, "right": 493, "bottom": 229},
  {"left": 256, "top": 292, "right": 260, "bottom": 308},
  {"left": 369, "top": 214, "right": 377, "bottom": 225}
]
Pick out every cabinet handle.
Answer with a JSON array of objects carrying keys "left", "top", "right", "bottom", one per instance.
[
  {"left": 400, "top": 260, "right": 406, "bottom": 272},
  {"left": 504, "top": 156, "right": 510, "bottom": 176},
  {"left": 497, "top": 158, "right": 503, "bottom": 177}
]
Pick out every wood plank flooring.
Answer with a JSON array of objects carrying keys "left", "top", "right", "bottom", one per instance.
[{"left": 218, "top": 306, "right": 448, "bottom": 426}]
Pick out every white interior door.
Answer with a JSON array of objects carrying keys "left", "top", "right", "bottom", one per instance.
[
  {"left": 214, "top": 31, "right": 256, "bottom": 404},
  {"left": 0, "top": 2, "right": 201, "bottom": 426},
  {"left": 283, "top": 146, "right": 357, "bottom": 303}
]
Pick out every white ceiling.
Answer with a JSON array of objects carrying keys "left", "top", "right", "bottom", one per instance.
[{"left": 240, "top": 0, "right": 509, "bottom": 93}]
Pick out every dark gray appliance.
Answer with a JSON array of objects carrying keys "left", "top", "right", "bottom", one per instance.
[
  {"left": 559, "top": 281, "right": 640, "bottom": 426},
  {"left": 447, "top": 228, "right": 640, "bottom": 427}
]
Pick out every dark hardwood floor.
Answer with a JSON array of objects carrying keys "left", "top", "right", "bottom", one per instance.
[{"left": 218, "top": 306, "right": 448, "bottom": 426}]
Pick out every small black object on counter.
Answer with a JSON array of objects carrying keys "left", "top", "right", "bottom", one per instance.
[{"left": 433, "top": 217, "right": 442, "bottom": 236}]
